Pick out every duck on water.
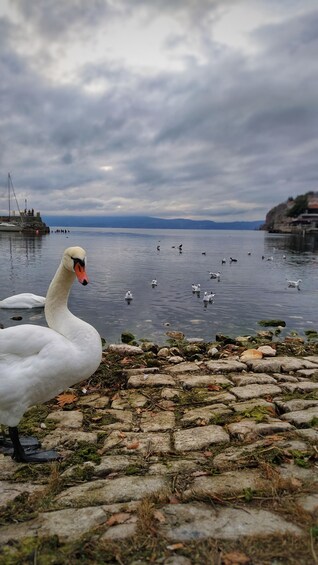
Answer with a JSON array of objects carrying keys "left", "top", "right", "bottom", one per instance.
[{"left": 0, "top": 246, "right": 102, "bottom": 463}]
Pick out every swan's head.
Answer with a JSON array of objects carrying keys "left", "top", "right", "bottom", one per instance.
[{"left": 63, "top": 247, "right": 89, "bottom": 285}]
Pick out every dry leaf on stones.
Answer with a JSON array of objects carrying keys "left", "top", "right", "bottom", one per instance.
[
  {"left": 56, "top": 392, "right": 78, "bottom": 407},
  {"left": 106, "top": 512, "right": 131, "bottom": 527}
]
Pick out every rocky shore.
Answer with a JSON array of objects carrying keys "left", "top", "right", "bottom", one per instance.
[{"left": 0, "top": 330, "right": 318, "bottom": 564}]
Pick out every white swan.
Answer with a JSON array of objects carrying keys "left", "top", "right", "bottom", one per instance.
[
  {"left": 287, "top": 279, "right": 302, "bottom": 289},
  {"left": 0, "top": 247, "right": 102, "bottom": 463},
  {"left": 209, "top": 272, "right": 221, "bottom": 280},
  {"left": 0, "top": 293, "right": 46, "bottom": 309}
]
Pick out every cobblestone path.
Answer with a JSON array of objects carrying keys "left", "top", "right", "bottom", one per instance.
[{"left": 0, "top": 335, "right": 318, "bottom": 564}]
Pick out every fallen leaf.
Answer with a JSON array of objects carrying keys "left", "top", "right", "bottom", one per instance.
[
  {"left": 106, "top": 512, "right": 131, "bottom": 527},
  {"left": 126, "top": 441, "right": 140, "bottom": 449},
  {"left": 118, "top": 431, "right": 126, "bottom": 438},
  {"left": 56, "top": 392, "right": 78, "bottom": 407},
  {"left": 203, "top": 451, "right": 213, "bottom": 457},
  {"left": 207, "top": 384, "right": 221, "bottom": 391},
  {"left": 154, "top": 509, "right": 166, "bottom": 523},
  {"left": 168, "top": 495, "right": 180, "bottom": 504},
  {"left": 166, "top": 543, "right": 184, "bottom": 551},
  {"left": 222, "top": 551, "right": 250, "bottom": 565}
]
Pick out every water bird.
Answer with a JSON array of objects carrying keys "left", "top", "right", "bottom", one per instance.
[
  {"left": 0, "top": 293, "right": 46, "bottom": 309},
  {"left": 203, "top": 291, "right": 215, "bottom": 303},
  {"left": 230, "top": 257, "right": 237, "bottom": 263},
  {"left": 221, "top": 259, "right": 226, "bottom": 264},
  {"left": 151, "top": 279, "right": 158, "bottom": 287},
  {"left": 287, "top": 279, "right": 302, "bottom": 289},
  {"left": 266, "top": 256, "right": 274, "bottom": 261},
  {"left": 209, "top": 272, "right": 221, "bottom": 280},
  {"left": 192, "top": 284, "right": 201, "bottom": 293},
  {"left": 156, "top": 245, "right": 160, "bottom": 251},
  {"left": 0, "top": 247, "right": 102, "bottom": 463},
  {"left": 125, "top": 290, "right": 133, "bottom": 300}
]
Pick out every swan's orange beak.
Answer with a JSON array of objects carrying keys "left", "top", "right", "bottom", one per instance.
[{"left": 74, "top": 263, "right": 89, "bottom": 286}]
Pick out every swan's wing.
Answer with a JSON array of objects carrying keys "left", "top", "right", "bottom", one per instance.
[
  {"left": 0, "top": 324, "right": 66, "bottom": 357},
  {"left": 0, "top": 325, "right": 78, "bottom": 426}
]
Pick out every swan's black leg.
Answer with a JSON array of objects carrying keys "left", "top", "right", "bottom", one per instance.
[
  {"left": 0, "top": 426, "right": 40, "bottom": 449},
  {"left": 8, "top": 427, "right": 61, "bottom": 463}
]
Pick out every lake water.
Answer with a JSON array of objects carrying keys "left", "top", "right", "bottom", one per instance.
[{"left": 0, "top": 228, "right": 317, "bottom": 344}]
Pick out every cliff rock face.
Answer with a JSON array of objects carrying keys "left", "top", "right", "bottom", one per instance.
[{"left": 261, "top": 200, "right": 294, "bottom": 233}]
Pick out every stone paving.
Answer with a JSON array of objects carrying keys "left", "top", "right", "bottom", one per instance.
[{"left": 0, "top": 336, "right": 318, "bottom": 563}]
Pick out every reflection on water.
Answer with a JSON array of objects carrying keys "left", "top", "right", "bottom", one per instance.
[
  {"left": 0, "top": 228, "right": 317, "bottom": 344},
  {"left": 264, "top": 232, "right": 318, "bottom": 254}
]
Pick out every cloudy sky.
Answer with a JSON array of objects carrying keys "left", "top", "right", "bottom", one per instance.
[{"left": 0, "top": 0, "right": 317, "bottom": 221}]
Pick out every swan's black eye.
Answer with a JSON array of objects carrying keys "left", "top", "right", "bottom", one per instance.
[{"left": 72, "top": 257, "right": 85, "bottom": 268}]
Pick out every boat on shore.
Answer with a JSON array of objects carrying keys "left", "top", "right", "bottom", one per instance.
[
  {"left": 0, "top": 221, "right": 22, "bottom": 232},
  {"left": 0, "top": 173, "right": 50, "bottom": 234}
]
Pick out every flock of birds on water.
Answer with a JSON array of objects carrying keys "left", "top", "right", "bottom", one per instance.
[{"left": 122, "top": 244, "right": 303, "bottom": 306}]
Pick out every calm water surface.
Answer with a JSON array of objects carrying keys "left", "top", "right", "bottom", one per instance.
[{"left": 0, "top": 228, "right": 317, "bottom": 344}]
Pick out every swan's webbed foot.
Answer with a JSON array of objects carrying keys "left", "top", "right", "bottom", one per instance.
[
  {"left": 13, "top": 449, "right": 62, "bottom": 463},
  {"left": 8, "top": 426, "right": 61, "bottom": 464}
]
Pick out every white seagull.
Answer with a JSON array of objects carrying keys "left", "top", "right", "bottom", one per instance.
[
  {"left": 287, "top": 279, "right": 302, "bottom": 289},
  {"left": 125, "top": 290, "right": 133, "bottom": 300},
  {"left": 209, "top": 272, "right": 221, "bottom": 280},
  {"left": 151, "top": 279, "right": 158, "bottom": 287},
  {"left": 192, "top": 283, "right": 201, "bottom": 293}
]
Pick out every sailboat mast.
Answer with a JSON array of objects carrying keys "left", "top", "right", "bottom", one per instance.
[
  {"left": 8, "top": 173, "right": 10, "bottom": 219},
  {"left": 8, "top": 173, "right": 22, "bottom": 219}
]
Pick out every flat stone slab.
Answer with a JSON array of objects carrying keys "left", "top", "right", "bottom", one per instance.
[
  {"left": 140, "top": 411, "right": 175, "bottom": 432},
  {"left": 174, "top": 425, "right": 229, "bottom": 452},
  {"left": 0, "top": 502, "right": 138, "bottom": 544},
  {"left": 42, "top": 430, "right": 98, "bottom": 450},
  {"left": 281, "top": 406, "right": 318, "bottom": 426},
  {"left": 245, "top": 358, "right": 283, "bottom": 373},
  {"left": 47, "top": 410, "right": 83, "bottom": 428},
  {"left": 230, "top": 373, "right": 277, "bottom": 386},
  {"left": 127, "top": 373, "right": 176, "bottom": 387},
  {"left": 205, "top": 359, "right": 247, "bottom": 372},
  {"left": 160, "top": 503, "right": 301, "bottom": 540},
  {"left": 102, "top": 431, "right": 171, "bottom": 454},
  {"left": 184, "top": 469, "right": 269, "bottom": 497},
  {"left": 55, "top": 476, "right": 167, "bottom": 507},
  {"left": 86, "top": 455, "right": 140, "bottom": 477},
  {"left": 0, "top": 481, "right": 44, "bottom": 507},
  {"left": 168, "top": 362, "right": 201, "bottom": 374},
  {"left": 181, "top": 404, "right": 232, "bottom": 425},
  {"left": 247, "top": 356, "right": 318, "bottom": 373},
  {"left": 230, "top": 398, "right": 275, "bottom": 413},
  {"left": 281, "top": 382, "right": 318, "bottom": 393},
  {"left": 297, "top": 494, "right": 318, "bottom": 514},
  {"left": 176, "top": 374, "right": 232, "bottom": 388},
  {"left": 213, "top": 438, "right": 308, "bottom": 470},
  {"left": 275, "top": 399, "right": 318, "bottom": 413},
  {"left": 231, "top": 384, "right": 281, "bottom": 400},
  {"left": 297, "top": 428, "right": 318, "bottom": 441},
  {"left": 227, "top": 419, "right": 293, "bottom": 440}
]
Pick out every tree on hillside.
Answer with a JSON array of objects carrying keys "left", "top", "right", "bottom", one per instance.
[{"left": 286, "top": 194, "right": 309, "bottom": 217}]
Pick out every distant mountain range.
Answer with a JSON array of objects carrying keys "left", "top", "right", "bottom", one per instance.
[{"left": 43, "top": 215, "right": 263, "bottom": 230}]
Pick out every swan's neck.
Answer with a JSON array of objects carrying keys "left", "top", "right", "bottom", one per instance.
[{"left": 45, "top": 263, "right": 76, "bottom": 334}]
